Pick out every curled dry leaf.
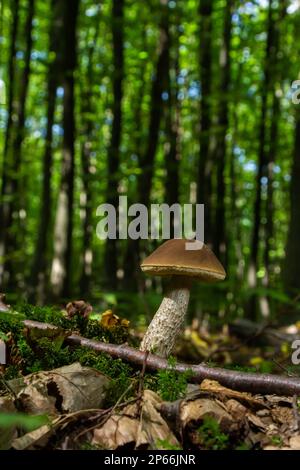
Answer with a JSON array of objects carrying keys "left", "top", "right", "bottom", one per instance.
[
  {"left": 65, "top": 300, "right": 93, "bottom": 319},
  {"left": 92, "top": 390, "right": 179, "bottom": 450},
  {"left": 200, "top": 379, "right": 266, "bottom": 409},
  {"left": 17, "top": 362, "right": 110, "bottom": 416}
]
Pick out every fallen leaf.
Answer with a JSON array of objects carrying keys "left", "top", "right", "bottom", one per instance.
[
  {"left": 289, "top": 435, "right": 300, "bottom": 450},
  {"left": 180, "top": 397, "right": 233, "bottom": 431},
  {"left": 92, "top": 390, "right": 179, "bottom": 450},
  {"left": 17, "top": 362, "right": 110, "bottom": 415}
]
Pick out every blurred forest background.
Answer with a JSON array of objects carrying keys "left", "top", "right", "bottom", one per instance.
[{"left": 0, "top": 0, "right": 300, "bottom": 327}]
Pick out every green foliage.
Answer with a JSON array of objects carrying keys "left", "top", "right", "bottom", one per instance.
[
  {"left": 197, "top": 416, "right": 229, "bottom": 450},
  {"left": 157, "top": 357, "right": 192, "bottom": 402},
  {"left": 156, "top": 439, "right": 182, "bottom": 451},
  {"left": 73, "top": 350, "right": 133, "bottom": 407},
  {"left": 0, "top": 413, "right": 49, "bottom": 431},
  {"left": 235, "top": 442, "right": 251, "bottom": 450},
  {"left": 270, "top": 435, "right": 283, "bottom": 448}
]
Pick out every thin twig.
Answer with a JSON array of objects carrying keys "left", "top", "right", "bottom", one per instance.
[{"left": 20, "top": 319, "right": 300, "bottom": 397}]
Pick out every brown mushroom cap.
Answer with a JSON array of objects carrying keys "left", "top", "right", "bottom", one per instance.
[{"left": 140, "top": 239, "right": 226, "bottom": 282}]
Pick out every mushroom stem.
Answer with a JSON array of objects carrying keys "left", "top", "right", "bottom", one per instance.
[{"left": 140, "top": 277, "right": 191, "bottom": 357}]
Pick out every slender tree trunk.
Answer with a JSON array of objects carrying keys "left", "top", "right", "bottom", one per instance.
[
  {"left": 50, "top": 0, "right": 79, "bottom": 299},
  {"left": 137, "top": 0, "right": 169, "bottom": 208},
  {"left": 0, "top": 0, "right": 19, "bottom": 288},
  {"left": 123, "top": 0, "right": 169, "bottom": 290},
  {"left": 213, "top": 0, "right": 234, "bottom": 263},
  {"left": 197, "top": 0, "right": 213, "bottom": 244},
  {"left": 3, "top": 0, "right": 35, "bottom": 289},
  {"left": 283, "top": 110, "right": 300, "bottom": 294},
  {"left": 104, "top": 0, "right": 124, "bottom": 290},
  {"left": 79, "top": 20, "right": 100, "bottom": 296},
  {"left": 29, "top": 0, "right": 63, "bottom": 303},
  {"left": 122, "top": 31, "right": 147, "bottom": 291},
  {"left": 263, "top": 1, "right": 287, "bottom": 286},
  {"left": 165, "top": 15, "right": 180, "bottom": 209},
  {"left": 247, "top": 0, "right": 274, "bottom": 319}
]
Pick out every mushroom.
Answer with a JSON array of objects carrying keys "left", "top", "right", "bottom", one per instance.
[{"left": 140, "top": 239, "right": 226, "bottom": 357}]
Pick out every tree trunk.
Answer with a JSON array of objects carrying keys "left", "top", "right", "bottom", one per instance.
[
  {"left": 50, "top": 0, "right": 79, "bottom": 299},
  {"left": 4, "top": 0, "right": 35, "bottom": 289},
  {"left": 29, "top": 0, "right": 64, "bottom": 303},
  {"left": 213, "top": 0, "right": 234, "bottom": 264},
  {"left": 79, "top": 19, "right": 100, "bottom": 296},
  {"left": 0, "top": 0, "right": 19, "bottom": 288},
  {"left": 104, "top": 0, "right": 124, "bottom": 290},
  {"left": 123, "top": 0, "right": 170, "bottom": 290},
  {"left": 283, "top": 109, "right": 300, "bottom": 294},
  {"left": 247, "top": 0, "right": 275, "bottom": 319},
  {"left": 165, "top": 7, "right": 180, "bottom": 219},
  {"left": 263, "top": 1, "right": 287, "bottom": 288},
  {"left": 122, "top": 31, "right": 147, "bottom": 292},
  {"left": 197, "top": 0, "right": 213, "bottom": 244}
]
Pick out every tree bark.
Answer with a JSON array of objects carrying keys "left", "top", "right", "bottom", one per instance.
[
  {"left": 165, "top": 5, "right": 180, "bottom": 235},
  {"left": 104, "top": 0, "right": 124, "bottom": 290},
  {"left": 263, "top": 1, "right": 287, "bottom": 291},
  {"left": 247, "top": 0, "right": 275, "bottom": 320},
  {"left": 4, "top": 0, "right": 35, "bottom": 289},
  {"left": 79, "top": 19, "right": 100, "bottom": 296},
  {"left": 29, "top": 0, "right": 64, "bottom": 303},
  {"left": 0, "top": 0, "right": 20, "bottom": 288},
  {"left": 283, "top": 109, "right": 300, "bottom": 294},
  {"left": 197, "top": 0, "right": 213, "bottom": 244},
  {"left": 123, "top": 0, "right": 170, "bottom": 290},
  {"left": 50, "top": 0, "right": 80, "bottom": 299},
  {"left": 212, "top": 0, "right": 234, "bottom": 265}
]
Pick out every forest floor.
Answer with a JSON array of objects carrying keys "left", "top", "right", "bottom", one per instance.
[{"left": 1, "top": 297, "right": 300, "bottom": 451}]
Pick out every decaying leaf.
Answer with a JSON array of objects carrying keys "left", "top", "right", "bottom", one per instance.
[
  {"left": 100, "top": 309, "right": 130, "bottom": 328},
  {"left": 180, "top": 397, "right": 234, "bottom": 431},
  {"left": 92, "top": 390, "right": 179, "bottom": 450},
  {"left": 17, "top": 362, "right": 110, "bottom": 415},
  {"left": 200, "top": 379, "right": 266, "bottom": 409},
  {"left": 65, "top": 300, "right": 93, "bottom": 320},
  {"left": 12, "top": 423, "right": 54, "bottom": 450}
]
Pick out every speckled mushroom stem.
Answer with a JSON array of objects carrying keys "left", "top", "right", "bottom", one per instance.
[{"left": 140, "top": 277, "right": 192, "bottom": 357}]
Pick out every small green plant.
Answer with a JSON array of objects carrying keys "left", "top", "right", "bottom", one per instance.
[
  {"left": 197, "top": 416, "right": 229, "bottom": 450},
  {"left": 157, "top": 356, "right": 192, "bottom": 402},
  {"left": 235, "top": 442, "right": 251, "bottom": 450},
  {"left": 270, "top": 435, "right": 283, "bottom": 448},
  {"left": 156, "top": 439, "right": 182, "bottom": 450}
]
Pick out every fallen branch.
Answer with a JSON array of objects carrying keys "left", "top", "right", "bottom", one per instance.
[{"left": 22, "top": 319, "right": 300, "bottom": 397}]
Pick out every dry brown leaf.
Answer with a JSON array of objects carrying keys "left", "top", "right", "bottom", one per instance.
[
  {"left": 270, "top": 406, "right": 294, "bottom": 426},
  {"left": 289, "top": 435, "right": 300, "bottom": 450},
  {"left": 180, "top": 397, "right": 233, "bottom": 431},
  {"left": 200, "top": 379, "right": 265, "bottom": 408},
  {"left": 92, "top": 390, "right": 179, "bottom": 450},
  {"left": 12, "top": 423, "right": 55, "bottom": 450},
  {"left": 247, "top": 413, "right": 267, "bottom": 430},
  {"left": 17, "top": 362, "right": 110, "bottom": 415}
]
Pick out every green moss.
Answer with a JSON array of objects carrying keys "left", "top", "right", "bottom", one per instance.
[
  {"left": 197, "top": 416, "right": 229, "bottom": 450},
  {"left": 157, "top": 357, "right": 192, "bottom": 401}
]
